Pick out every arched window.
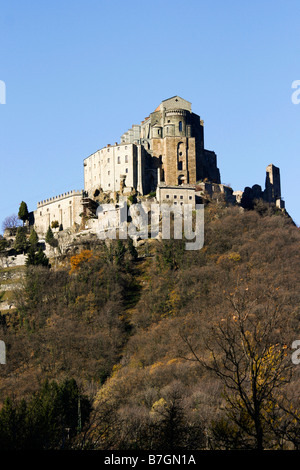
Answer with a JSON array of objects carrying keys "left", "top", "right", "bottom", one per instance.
[
  {"left": 178, "top": 175, "right": 185, "bottom": 185},
  {"left": 179, "top": 121, "right": 182, "bottom": 132},
  {"left": 177, "top": 142, "right": 184, "bottom": 171}
]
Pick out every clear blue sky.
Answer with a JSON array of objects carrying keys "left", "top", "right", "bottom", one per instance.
[{"left": 0, "top": 0, "right": 299, "bottom": 231}]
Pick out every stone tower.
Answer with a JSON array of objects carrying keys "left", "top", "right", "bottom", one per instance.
[
  {"left": 120, "top": 95, "right": 221, "bottom": 194},
  {"left": 83, "top": 96, "right": 221, "bottom": 198},
  {"left": 264, "top": 164, "right": 284, "bottom": 207}
]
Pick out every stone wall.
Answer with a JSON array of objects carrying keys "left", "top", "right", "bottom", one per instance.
[
  {"left": 34, "top": 190, "right": 83, "bottom": 235},
  {"left": 84, "top": 143, "right": 138, "bottom": 197},
  {"left": 156, "top": 185, "right": 196, "bottom": 208}
]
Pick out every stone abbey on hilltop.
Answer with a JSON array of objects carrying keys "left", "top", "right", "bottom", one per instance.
[{"left": 32, "top": 96, "right": 285, "bottom": 235}]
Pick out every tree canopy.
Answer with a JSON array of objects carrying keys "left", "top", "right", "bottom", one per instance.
[{"left": 18, "top": 201, "right": 29, "bottom": 225}]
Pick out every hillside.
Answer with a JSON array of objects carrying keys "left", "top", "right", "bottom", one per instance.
[{"left": 0, "top": 199, "right": 300, "bottom": 450}]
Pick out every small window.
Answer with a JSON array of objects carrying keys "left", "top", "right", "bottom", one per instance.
[
  {"left": 125, "top": 168, "right": 128, "bottom": 173},
  {"left": 125, "top": 155, "right": 128, "bottom": 163},
  {"left": 180, "top": 195, "right": 183, "bottom": 199},
  {"left": 179, "top": 121, "right": 182, "bottom": 132},
  {"left": 166, "top": 195, "right": 169, "bottom": 199},
  {"left": 40, "top": 211, "right": 42, "bottom": 216},
  {"left": 117, "top": 156, "right": 120, "bottom": 164},
  {"left": 125, "top": 146, "right": 127, "bottom": 150},
  {"left": 108, "top": 171, "right": 110, "bottom": 175},
  {"left": 107, "top": 157, "right": 110, "bottom": 163},
  {"left": 174, "top": 201, "right": 177, "bottom": 205},
  {"left": 189, "top": 196, "right": 192, "bottom": 200}
]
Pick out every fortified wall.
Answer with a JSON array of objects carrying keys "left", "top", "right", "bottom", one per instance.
[{"left": 33, "top": 190, "right": 83, "bottom": 235}]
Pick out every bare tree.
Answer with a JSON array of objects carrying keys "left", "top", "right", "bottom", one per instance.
[
  {"left": 179, "top": 288, "right": 294, "bottom": 449},
  {"left": 2, "top": 214, "right": 21, "bottom": 232}
]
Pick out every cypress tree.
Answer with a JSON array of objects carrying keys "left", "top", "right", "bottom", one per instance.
[{"left": 18, "top": 201, "right": 29, "bottom": 226}]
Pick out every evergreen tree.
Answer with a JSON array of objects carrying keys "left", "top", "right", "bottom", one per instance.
[
  {"left": 128, "top": 237, "right": 138, "bottom": 260},
  {"left": 0, "top": 398, "right": 28, "bottom": 450},
  {"left": 0, "top": 379, "right": 91, "bottom": 449},
  {"left": 29, "top": 228, "right": 39, "bottom": 251},
  {"left": 14, "top": 227, "right": 28, "bottom": 254},
  {"left": 115, "top": 240, "right": 126, "bottom": 265},
  {"left": 45, "top": 226, "right": 57, "bottom": 247},
  {"left": 26, "top": 246, "right": 49, "bottom": 267},
  {"left": 36, "top": 247, "right": 49, "bottom": 267},
  {"left": 0, "top": 237, "right": 9, "bottom": 252},
  {"left": 18, "top": 201, "right": 29, "bottom": 226}
]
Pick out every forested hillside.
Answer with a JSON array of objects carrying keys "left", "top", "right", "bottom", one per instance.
[{"left": 0, "top": 199, "right": 300, "bottom": 450}]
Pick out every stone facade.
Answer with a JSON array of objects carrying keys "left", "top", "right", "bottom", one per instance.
[
  {"left": 84, "top": 96, "right": 221, "bottom": 198},
  {"left": 156, "top": 185, "right": 196, "bottom": 209},
  {"left": 33, "top": 190, "right": 83, "bottom": 235},
  {"left": 84, "top": 143, "right": 138, "bottom": 196}
]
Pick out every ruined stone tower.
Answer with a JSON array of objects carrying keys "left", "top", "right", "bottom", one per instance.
[{"left": 264, "top": 164, "right": 282, "bottom": 205}]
